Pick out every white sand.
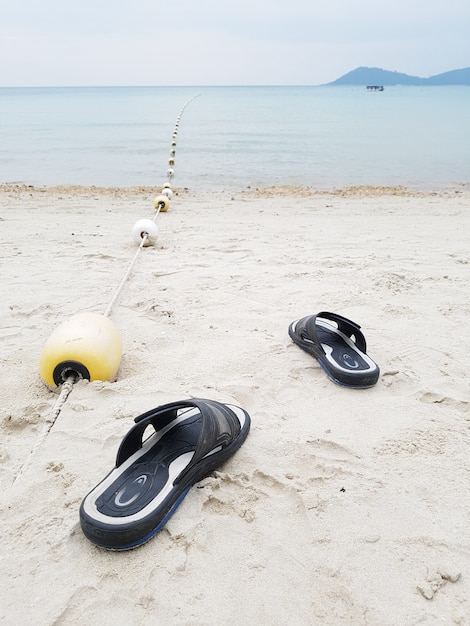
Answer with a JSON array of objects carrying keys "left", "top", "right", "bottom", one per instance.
[{"left": 0, "top": 183, "right": 469, "bottom": 625}]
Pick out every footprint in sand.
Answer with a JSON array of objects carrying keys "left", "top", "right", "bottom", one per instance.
[
  {"left": 375, "top": 271, "right": 419, "bottom": 293},
  {"left": 419, "top": 392, "right": 470, "bottom": 414},
  {"left": 417, "top": 568, "right": 461, "bottom": 600},
  {"left": 1, "top": 402, "right": 51, "bottom": 431},
  {"left": 375, "top": 428, "right": 448, "bottom": 456}
]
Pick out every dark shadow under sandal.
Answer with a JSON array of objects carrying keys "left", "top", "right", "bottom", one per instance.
[
  {"left": 80, "top": 398, "right": 251, "bottom": 550},
  {"left": 288, "top": 311, "right": 380, "bottom": 388}
]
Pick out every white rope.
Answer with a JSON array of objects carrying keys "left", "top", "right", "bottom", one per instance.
[
  {"left": 103, "top": 234, "right": 148, "bottom": 318},
  {"left": 12, "top": 375, "right": 76, "bottom": 485},
  {"left": 103, "top": 100, "right": 201, "bottom": 318},
  {"left": 103, "top": 205, "right": 163, "bottom": 318},
  {"left": 14, "top": 97, "right": 200, "bottom": 483}
]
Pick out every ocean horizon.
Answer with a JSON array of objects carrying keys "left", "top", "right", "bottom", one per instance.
[{"left": 1, "top": 85, "right": 469, "bottom": 191}]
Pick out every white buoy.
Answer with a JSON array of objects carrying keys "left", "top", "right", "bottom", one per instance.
[
  {"left": 39, "top": 313, "right": 122, "bottom": 387},
  {"left": 132, "top": 218, "right": 159, "bottom": 246},
  {"left": 161, "top": 187, "right": 173, "bottom": 199}
]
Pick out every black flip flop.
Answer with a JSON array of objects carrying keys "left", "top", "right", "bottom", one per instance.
[
  {"left": 288, "top": 311, "right": 380, "bottom": 388},
  {"left": 80, "top": 398, "right": 251, "bottom": 550}
]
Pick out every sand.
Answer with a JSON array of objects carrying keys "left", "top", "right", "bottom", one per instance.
[{"left": 0, "top": 183, "right": 469, "bottom": 625}]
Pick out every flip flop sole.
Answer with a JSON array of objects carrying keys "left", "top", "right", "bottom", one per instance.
[
  {"left": 80, "top": 403, "right": 250, "bottom": 550},
  {"left": 289, "top": 317, "right": 379, "bottom": 388}
]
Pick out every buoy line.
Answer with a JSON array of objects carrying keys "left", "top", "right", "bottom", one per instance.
[{"left": 13, "top": 96, "right": 200, "bottom": 484}]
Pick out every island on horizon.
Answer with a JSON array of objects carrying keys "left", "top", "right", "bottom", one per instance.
[{"left": 326, "top": 66, "right": 470, "bottom": 86}]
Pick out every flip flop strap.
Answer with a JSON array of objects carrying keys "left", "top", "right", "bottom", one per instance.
[
  {"left": 115, "top": 399, "right": 241, "bottom": 478},
  {"left": 304, "top": 311, "right": 367, "bottom": 354}
]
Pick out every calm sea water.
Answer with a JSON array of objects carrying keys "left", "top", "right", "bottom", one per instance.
[{"left": 0, "top": 85, "right": 469, "bottom": 191}]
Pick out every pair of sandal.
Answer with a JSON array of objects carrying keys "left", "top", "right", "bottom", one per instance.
[{"left": 80, "top": 312, "right": 379, "bottom": 550}]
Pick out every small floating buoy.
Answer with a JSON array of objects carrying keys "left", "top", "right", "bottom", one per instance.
[
  {"left": 171, "top": 141, "right": 176, "bottom": 147},
  {"left": 154, "top": 195, "right": 170, "bottom": 212},
  {"left": 168, "top": 157, "right": 175, "bottom": 166},
  {"left": 162, "top": 182, "right": 172, "bottom": 189},
  {"left": 132, "top": 218, "right": 159, "bottom": 246},
  {"left": 166, "top": 168, "right": 174, "bottom": 178},
  {"left": 40, "top": 313, "right": 122, "bottom": 387},
  {"left": 161, "top": 187, "right": 173, "bottom": 199}
]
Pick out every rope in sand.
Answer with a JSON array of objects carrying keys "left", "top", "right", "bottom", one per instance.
[
  {"left": 13, "top": 97, "right": 199, "bottom": 484},
  {"left": 13, "top": 376, "right": 76, "bottom": 484},
  {"left": 102, "top": 221, "right": 155, "bottom": 319}
]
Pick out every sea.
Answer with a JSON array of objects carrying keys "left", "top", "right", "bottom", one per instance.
[{"left": 0, "top": 85, "right": 469, "bottom": 191}]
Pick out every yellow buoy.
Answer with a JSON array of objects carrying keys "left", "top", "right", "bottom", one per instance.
[
  {"left": 39, "top": 312, "right": 122, "bottom": 387},
  {"left": 154, "top": 195, "right": 170, "bottom": 212}
]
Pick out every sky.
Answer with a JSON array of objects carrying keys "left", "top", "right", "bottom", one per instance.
[{"left": 1, "top": 0, "right": 469, "bottom": 86}]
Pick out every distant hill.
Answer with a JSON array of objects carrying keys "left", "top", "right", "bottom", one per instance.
[
  {"left": 327, "top": 66, "right": 470, "bottom": 86},
  {"left": 425, "top": 68, "right": 470, "bottom": 85}
]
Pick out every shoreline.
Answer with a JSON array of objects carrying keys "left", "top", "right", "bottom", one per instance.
[{"left": 2, "top": 181, "right": 469, "bottom": 198}]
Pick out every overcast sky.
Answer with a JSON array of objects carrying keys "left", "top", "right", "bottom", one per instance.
[{"left": 1, "top": 0, "right": 469, "bottom": 86}]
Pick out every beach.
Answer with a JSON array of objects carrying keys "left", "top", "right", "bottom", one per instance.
[{"left": 0, "top": 183, "right": 469, "bottom": 625}]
